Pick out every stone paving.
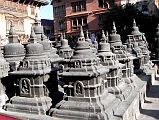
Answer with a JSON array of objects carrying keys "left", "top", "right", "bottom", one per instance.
[{"left": 138, "top": 80, "right": 159, "bottom": 120}]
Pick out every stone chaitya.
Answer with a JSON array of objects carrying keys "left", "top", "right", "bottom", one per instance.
[
  {"left": 49, "top": 26, "right": 121, "bottom": 120},
  {"left": 4, "top": 27, "right": 52, "bottom": 115},
  {"left": 127, "top": 19, "right": 152, "bottom": 73},
  {"left": 4, "top": 23, "right": 25, "bottom": 72},
  {"left": 58, "top": 33, "right": 73, "bottom": 59},
  {"left": 0, "top": 48, "right": 9, "bottom": 107},
  {"left": 109, "top": 22, "right": 134, "bottom": 84},
  {"left": 33, "top": 17, "right": 63, "bottom": 102},
  {"left": 126, "top": 35, "right": 144, "bottom": 73},
  {"left": 98, "top": 30, "right": 125, "bottom": 96}
]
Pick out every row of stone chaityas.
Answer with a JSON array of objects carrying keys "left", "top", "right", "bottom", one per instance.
[
  {"left": 51, "top": 20, "right": 153, "bottom": 120},
  {"left": 0, "top": 18, "right": 153, "bottom": 120}
]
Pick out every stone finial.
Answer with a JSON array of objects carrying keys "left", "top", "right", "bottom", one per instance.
[
  {"left": 9, "top": 22, "right": 16, "bottom": 35},
  {"left": 85, "top": 30, "right": 92, "bottom": 43},
  {"left": 101, "top": 30, "right": 106, "bottom": 41},
  {"left": 86, "top": 30, "right": 89, "bottom": 39},
  {"left": 30, "top": 27, "right": 36, "bottom": 43},
  {"left": 112, "top": 22, "right": 117, "bottom": 34},
  {"left": 60, "top": 33, "right": 64, "bottom": 41},
  {"left": 63, "top": 33, "right": 66, "bottom": 39},
  {"left": 35, "top": 13, "right": 41, "bottom": 23},
  {"left": 133, "top": 19, "right": 136, "bottom": 27},
  {"left": 101, "top": 30, "right": 109, "bottom": 43},
  {"left": 78, "top": 26, "right": 85, "bottom": 41}
]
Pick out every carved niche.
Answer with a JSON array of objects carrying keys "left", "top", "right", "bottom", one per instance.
[
  {"left": 74, "top": 81, "right": 84, "bottom": 97},
  {"left": 19, "top": 78, "right": 31, "bottom": 97}
]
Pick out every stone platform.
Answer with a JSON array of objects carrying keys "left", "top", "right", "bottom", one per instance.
[{"left": 138, "top": 80, "right": 159, "bottom": 120}]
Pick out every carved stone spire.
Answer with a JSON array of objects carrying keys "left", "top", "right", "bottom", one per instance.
[
  {"left": 78, "top": 26, "right": 85, "bottom": 41},
  {"left": 72, "top": 28, "right": 97, "bottom": 60},
  {"left": 8, "top": 23, "right": 18, "bottom": 43},
  {"left": 85, "top": 30, "right": 92, "bottom": 43},
  {"left": 29, "top": 27, "right": 37, "bottom": 43},
  {"left": 98, "top": 30, "right": 111, "bottom": 53},
  {"left": 58, "top": 33, "right": 73, "bottom": 59},
  {"left": 100, "top": 30, "right": 108, "bottom": 43},
  {"left": 4, "top": 24, "right": 25, "bottom": 71},
  {"left": 112, "top": 22, "right": 117, "bottom": 34},
  {"left": 33, "top": 13, "right": 42, "bottom": 41},
  {"left": 131, "top": 19, "right": 142, "bottom": 35},
  {"left": 109, "top": 22, "right": 122, "bottom": 46}
]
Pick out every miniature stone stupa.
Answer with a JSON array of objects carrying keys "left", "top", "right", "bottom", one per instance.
[
  {"left": 129, "top": 19, "right": 153, "bottom": 73},
  {"left": 4, "top": 27, "right": 52, "bottom": 115},
  {"left": 49, "top": 26, "right": 120, "bottom": 120},
  {"left": 4, "top": 23, "right": 25, "bottom": 71},
  {"left": 98, "top": 30, "right": 125, "bottom": 96},
  {"left": 58, "top": 33, "right": 73, "bottom": 59},
  {"left": 109, "top": 22, "right": 134, "bottom": 83}
]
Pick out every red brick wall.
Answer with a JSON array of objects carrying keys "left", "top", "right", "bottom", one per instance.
[{"left": 53, "top": 0, "right": 107, "bottom": 36}]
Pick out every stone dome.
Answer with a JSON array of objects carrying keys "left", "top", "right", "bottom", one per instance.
[
  {"left": 33, "top": 14, "right": 42, "bottom": 41},
  {"left": 98, "top": 30, "right": 110, "bottom": 52},
  {"left": 71, "top": 26, "right": 98, "bottom": 60},
  {"left": 131, "top": 19, "right": 142, "bottom": 35},
  {"left": 4, "top": 24, "right": 25, "bottom": 61},
  {"left": 39, "top": 34, "right": 51, "bottom": 52},
  {"left": 60, "top": 33, "right": 71, "bottom": 50},
  {"left": 26, "top": 28, "right": 44, "bottom": 56},
  {"left": 109, "top": 22, "right": 122, "bottom": 46}
]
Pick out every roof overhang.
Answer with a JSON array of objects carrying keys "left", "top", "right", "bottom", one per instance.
[{"left": 13, "top": 0, "right": 49, "bottom": 6}]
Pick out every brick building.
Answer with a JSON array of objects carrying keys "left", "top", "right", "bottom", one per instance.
[
  {"left": 52, "top": 0, "right": 112, "bottom": 37},
  {"left": 0, "top": 0, "right": 48, "bottom": 45}
]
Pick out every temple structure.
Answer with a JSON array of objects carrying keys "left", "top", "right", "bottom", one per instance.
[{"left": 0, "top": 0, "right": 48, "bottom": 45}]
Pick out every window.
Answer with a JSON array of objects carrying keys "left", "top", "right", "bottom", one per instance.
[
  {"left": 98, "top": 0, "right": 109, "bottom": 8},
  {"left": 53, "top": 5, "right": 65, "bottom": 17},
  {"left": 59, "top": 19, "right": 65, "bottom": 31},
  {"left": 71, "top": 1, "right": 86, "bottom": 12},
  {"left": 72, "top": 17, "right": 87, "bottom": 30}
]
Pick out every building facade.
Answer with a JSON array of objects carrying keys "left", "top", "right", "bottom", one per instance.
[
  {"left": 52, "top": 0, "right": 111, "bottom": 37},
  {"left": 41, "top": 19, "right": 54, "bottom": 40},
  {"left": 0, "top": 0, "right": 48, "bottom": 45}
]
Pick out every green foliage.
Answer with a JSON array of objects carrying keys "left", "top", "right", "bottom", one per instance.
[{"left": 101, "top": 3, "right": 159, "bottom": 45}]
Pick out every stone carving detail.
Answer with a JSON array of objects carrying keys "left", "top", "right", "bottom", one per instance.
[
  {"left": 75, "top": 81, "right": 83, "bottom": 95},
  {"left": 19, "top": 78, "right": 30, "bottom": 96}
]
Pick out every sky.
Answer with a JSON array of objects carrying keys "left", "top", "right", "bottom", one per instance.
[{"left": 40, "top": 3, "right": 53, "bottom": 20}]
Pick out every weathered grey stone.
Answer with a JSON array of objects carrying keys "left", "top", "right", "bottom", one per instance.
[
  {"left": 4, "top": 27, "right": 52, "bottom": 115},
  {"left": 4, "top": 23, "right": 25, "bottom": 71},
  {"left": 50, "top": 26, "right": 119, "bottom": 120},
  {"left": 58, "top": 33, "right": 73, "bottom": 59}
]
